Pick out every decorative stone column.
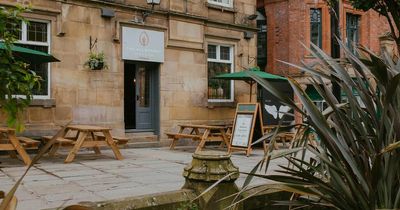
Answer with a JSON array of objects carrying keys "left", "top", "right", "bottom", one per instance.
[
  {"left": 379, "top": 32, "right": 396, "bottom": 58},
  {"left": 182, "top": 151, "right": 242, "bottom": 210}
]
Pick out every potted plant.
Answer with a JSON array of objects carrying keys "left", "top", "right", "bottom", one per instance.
[{"left": 84, "top": 51, "right": 108, "bottom": 70}]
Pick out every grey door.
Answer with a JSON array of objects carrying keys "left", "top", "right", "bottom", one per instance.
[{"left": 135, "top": 64, "right": 152, "bottom": 129}]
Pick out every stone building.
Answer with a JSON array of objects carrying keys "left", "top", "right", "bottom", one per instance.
[
  {"left": 257, "top": 0, "right": 391, "bottom": 115},
  {"left": 0, "top": 0, "right": 258, "bottom": 145}
]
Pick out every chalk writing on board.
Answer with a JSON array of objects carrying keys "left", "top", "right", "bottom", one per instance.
[{"left": 231, "top": 114, "right": 254, "bottom": 147}]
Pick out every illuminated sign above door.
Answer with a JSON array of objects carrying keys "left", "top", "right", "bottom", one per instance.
[{"left": 122, "top": 27, "right": 164, "bottom": 63}]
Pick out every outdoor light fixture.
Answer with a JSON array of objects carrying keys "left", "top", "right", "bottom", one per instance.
[
  {"left": 246, "top": 14, "right": 258, "bottom": 21},
  {"left": 239, "top": 13, "right": 258, "bottom": 25},
  {"left": 142, "top": 0, "right": 161, "bottom": 22}
]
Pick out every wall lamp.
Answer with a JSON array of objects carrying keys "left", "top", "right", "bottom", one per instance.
[
  {"left": 246, "top": 14, "right": 258, "bottom": 21},
  {"left": 142, "top": 0, "right": 161, "bottom": 22}
]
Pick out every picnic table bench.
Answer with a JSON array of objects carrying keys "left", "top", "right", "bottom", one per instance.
[
  {"left": 42, "top": 125, "right": 124, "bottom": 163},
  {"left": 166, "top": 124, "right": 230, "bottom": 152},
  {"left": 0, "top": 127, "right": 32, "bottom": 165},
  {"left": 42, "top": 134, "right": 129, "bottom": 146},
  {"left": 17, "top": 137, "right": 40, "bottom": 149}
]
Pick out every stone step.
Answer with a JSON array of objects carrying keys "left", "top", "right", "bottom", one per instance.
[
  {"left": 123, "top": 141, "right": 161, "bottom": 149},
  {"left": 124, "top": 131, "right": 155, "bottom": 137},
  {"left": 124, "top": 133, "right": 158, "bottom": 143}
]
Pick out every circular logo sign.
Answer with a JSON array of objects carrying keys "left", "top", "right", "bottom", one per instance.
[{"left": 139, "top": 31, "right": 150, "bottom": 46}]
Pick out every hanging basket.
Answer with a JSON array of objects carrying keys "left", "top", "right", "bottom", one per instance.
[
  {"left": 88, "top": 60, "right": 104, "bottom": 70},
  {"left": 84, "top": 51, "right": 107, "bottom": 70}
]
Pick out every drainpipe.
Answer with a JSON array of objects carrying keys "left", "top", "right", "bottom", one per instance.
[{"left": 330, "top": 0, "right": 341, "bottom": 101}]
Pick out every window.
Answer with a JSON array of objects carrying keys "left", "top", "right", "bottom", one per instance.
[
  {"left": 208, "top": 0, "right": 233, "bottom": 8},
  {"left": 9, "top": 20, "right": 51, "bottom": 98},
  {"left": 257, "top": 10, "right": 267, "bottom": 70},
  {"left": 310, "top": 8, "right": 322, "bottom": 48},
  {"left": 346, "top": 14, "right": 360, "bottom": 54},
  {"left": 305, "top": 85, "right": 327, "bottom": 112},
  {"left": 208, "top": 44, "right": 234, "bottom": 101}
]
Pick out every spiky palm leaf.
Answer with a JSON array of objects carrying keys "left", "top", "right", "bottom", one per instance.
[{"left": 246, "top": 42, "right": 400, "bottom": 210}]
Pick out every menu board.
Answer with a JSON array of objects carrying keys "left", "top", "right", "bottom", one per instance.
[
  {"left": 228, "top": 103, "right": 264, "bottom": 156},
  {"left": 231, "top": 114, "right": 253, "bottom": 147}
]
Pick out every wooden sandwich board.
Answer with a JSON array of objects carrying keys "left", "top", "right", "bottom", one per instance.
[{"left": 228, "top": 103, "right": 264, "bottom": 156}]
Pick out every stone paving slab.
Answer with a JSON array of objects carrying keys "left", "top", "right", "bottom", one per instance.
[{"left": 0, "top": 147, "right": 287, "bottom": 210}]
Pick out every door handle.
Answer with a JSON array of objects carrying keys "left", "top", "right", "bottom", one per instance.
[{"left": 136, "top": 95, "right": 139, "bottom": 101}]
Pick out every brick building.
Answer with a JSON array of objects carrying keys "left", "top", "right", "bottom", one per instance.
[
  {"left": 0, "top": 0, "right": 258, "bottom": 145},
  {"left": 257, "top": 0, "right": 391, "bottom": 115}
]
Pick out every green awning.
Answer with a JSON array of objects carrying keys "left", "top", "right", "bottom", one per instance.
[
  {"left": 306, "top": 86, "right": 323, "bottom": 101},
  {"left": 214, "top": 67, "right": 287, "bottom": 81},
  {"left": 0, "top": 42, "right": 60, "bottom": 64}
]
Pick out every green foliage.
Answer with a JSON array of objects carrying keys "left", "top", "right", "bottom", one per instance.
[
  {"left": 0, "top": 5, "right": 41, "bottom": 131},
  {"left": 247, "top": 42, "right": 400, "bottom": 209},
  {"left": 84, "top": 51, "right": 108, "bottom": 70}
]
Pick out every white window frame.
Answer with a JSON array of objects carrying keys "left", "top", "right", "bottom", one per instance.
[
  {"left": 15, "top": 19, "right": 51, "bottom": 99},
  {"left": 207, "top": 44, "right": 234, "bottom": 102},
  {"left": 207, "top": 0, "right": 233, "bottom": 8}
]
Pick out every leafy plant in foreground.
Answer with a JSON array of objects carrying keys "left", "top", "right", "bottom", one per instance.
[
  {"left": 245, "top": 41, "right": 400, "bottom": 210},
  {"left": 0, "top": 5, "right": 41, "bottom": 131}
]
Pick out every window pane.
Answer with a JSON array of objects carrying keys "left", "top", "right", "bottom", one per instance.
[
  {"left": 220, "top": 46, "right": 230, "bottom": 60},
  {"left": 208, "top": 62, "right": 231, "bottom": 100},
  {"left": 346, "top": 14, "right": 360, "bottom": 54},
  {"left": 137, "top": 67, "right": 150, "bottom": 107},
  {"left": 310, "top": 9, "right": 322, "bottom": 48},
  {"left": 16, "top": 44, "right": 49, "bottom": 95},
  {"left": 208, "top": 45, "right": 217, "bottom": 59},
  {"left": 208, "top": 0, "right": 231, "bottom": 6},
  {"left": 27, "top": 21, "right": 48, "bottom": 42},
  {"left": 257, "top": 16, "right": 267, "bottom": 69}
]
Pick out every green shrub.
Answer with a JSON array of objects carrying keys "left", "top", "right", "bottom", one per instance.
[{"left": 0, "top": 5, "right": 41, "bottom": 131}]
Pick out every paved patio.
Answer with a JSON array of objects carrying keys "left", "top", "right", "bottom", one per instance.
[{"left": 0, "top": 147, "right": 287, "bottom": 210}]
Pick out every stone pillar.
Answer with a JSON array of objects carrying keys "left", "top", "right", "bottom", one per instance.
[
  {"left": 379, "top": 32, "right": 396, "bottom": 58},
  {"left": 182, "top": 151, "right": 242, "bottom": 210}
]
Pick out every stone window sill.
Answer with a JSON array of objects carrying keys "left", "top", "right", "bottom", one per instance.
[
  {"left": 206, "top": 3, "right": 235, "bottom": 13},
  {"left": 207, "top": 101, "right": 236, "bottom": 108},
  {"left": 29, "top": 99, "right": 56, "bottom": 108},
  {"left": 0, "top": 99, "right": 55, "bottom": 108}
]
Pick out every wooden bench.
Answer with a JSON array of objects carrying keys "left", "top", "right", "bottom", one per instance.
[
  {"left": 165, "top": 132, "right": 202, "bottom": 140},
  {"left": 17, "top": 137, "right": 40, "bottom": 149},
  {"left": 0, "top": 190, "right": 17, "bottom": 210},
  {"left": 166, "top": 124, "right": 230, "bottom": 151},
  {"left": 43, "top": 134, "right": 129, "bottom": 146},
  {"left": 42, "top": 136, "right": 76, "bottom": 146},
  {"left": 94, "top": 133, "right": 129, "bottom": 145}
]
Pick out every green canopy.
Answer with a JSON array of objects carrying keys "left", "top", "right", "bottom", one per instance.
[
  {"left": 215, "top": 67, "right": 287, "bottom": 81},
  {"left": 214, "top": 67, "right": 287, "bottom": 102},
  {"left": 306, "top": 86, "right": 323, "bottom": 101},
  {"left": 0, "top": 42, "right": 60, "bottom": 64}
]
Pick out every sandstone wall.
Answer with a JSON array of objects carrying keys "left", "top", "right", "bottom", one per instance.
[{"left": 0, "top": 0, "right": 257, "bottom": 141}]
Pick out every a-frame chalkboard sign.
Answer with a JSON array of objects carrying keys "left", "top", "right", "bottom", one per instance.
[{"left": 228, "top": 103, "right": 264, "bottom": 156}]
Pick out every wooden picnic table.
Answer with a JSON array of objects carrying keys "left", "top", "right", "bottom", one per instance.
[
  {"left": 263, "top": 125, "right": 296, "bottom": 150},
  {"left": 47, "top": 125, "right": 123, "bottom": 163},
  {"left": 166, "top": 124, "right": 230, "bottom": 152},
  {"left": 0, "top": 127, "right": 31, "bottom": 165}
]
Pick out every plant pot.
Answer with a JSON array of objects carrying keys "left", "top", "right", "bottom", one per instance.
[
  {"left": 90, "top": 61, "right": 104, "bottom": 70},
  {"left": 217, "top": 86, "right": 224, "bottom": 98}
]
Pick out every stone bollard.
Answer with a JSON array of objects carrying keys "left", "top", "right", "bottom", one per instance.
[{"left": 182, "top": 150, "right": 242, "bottom": 210}]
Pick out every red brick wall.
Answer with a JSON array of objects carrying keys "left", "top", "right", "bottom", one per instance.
[
  {"left": 265, "top": 0, "right": 289, "bottom": 76},
  {"left": 263, "top": 0, "right": 390, "bottom": 77}
]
